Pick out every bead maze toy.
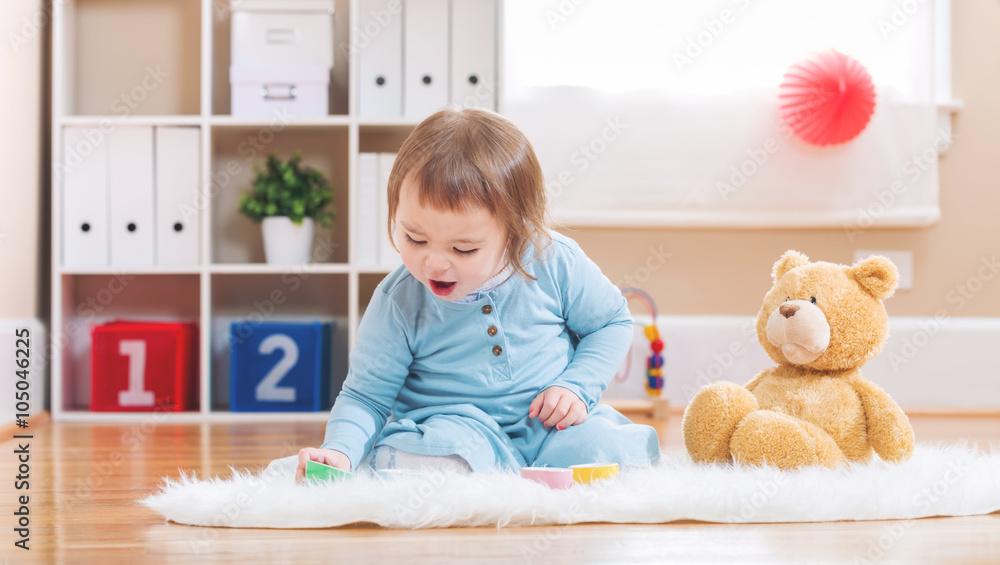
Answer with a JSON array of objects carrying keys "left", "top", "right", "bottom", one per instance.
[{"left": 610, "top": 287, "right": 670, "bottom": 420}]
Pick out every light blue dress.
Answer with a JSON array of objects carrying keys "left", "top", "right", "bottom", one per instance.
[{"left": 321, "top": 231, "right": 661, "bottom": 472}]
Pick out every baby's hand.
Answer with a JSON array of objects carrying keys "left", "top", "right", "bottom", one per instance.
[
  {"left": 295, "top": 447, "right": 351, "bottom": 483},
  {"left": 529, "top": 386, "right": 587, "bottom": 430}
]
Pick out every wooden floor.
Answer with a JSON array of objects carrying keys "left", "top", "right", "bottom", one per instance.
[{"left": 2, "top": 412, "right": 999, "bottom": 564}]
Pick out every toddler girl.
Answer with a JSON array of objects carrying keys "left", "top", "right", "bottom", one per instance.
[{"left": 296, "top": 107, "right": 660, "bottom": 479}]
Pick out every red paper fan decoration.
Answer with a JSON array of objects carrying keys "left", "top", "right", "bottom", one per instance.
[{"left": 779, "top": 49, "right": 876, "bottom": 147}]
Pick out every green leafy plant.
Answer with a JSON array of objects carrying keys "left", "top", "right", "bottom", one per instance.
[{"left": 238, "top": 153, "right": 336, "bottom": 228}]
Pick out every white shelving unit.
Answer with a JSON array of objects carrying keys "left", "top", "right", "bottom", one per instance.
[{"left": 50, "top": 0, "right": 500, "bottom": 422}]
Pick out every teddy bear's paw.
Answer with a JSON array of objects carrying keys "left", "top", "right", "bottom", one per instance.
[
  {"left": 800, "top": 421, "right": 848, "bottom": 468},
  {"left": 682, "top": 381, "right": 759, "bottom": 464},
  {"left": 730, "top": 411, "right": 845, "bottom": 470}
]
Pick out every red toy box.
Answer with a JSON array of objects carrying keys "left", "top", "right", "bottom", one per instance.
[{"left": 90, "top": 320, "right": 198, "bottom": 412}]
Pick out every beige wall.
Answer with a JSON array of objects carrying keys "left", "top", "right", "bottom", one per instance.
[
  {"left": 0, "top": 0, "right": 45, "bottom": 319},
  {"left": 72, "top": 0, "right": 201, "bottom": 115},
  {"left": 571, "top": 0, "right": 1000, "bottom": 318}
]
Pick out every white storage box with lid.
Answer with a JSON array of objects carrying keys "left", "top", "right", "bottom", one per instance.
[
  {"left": 230, "top": 65, "right": 330, "bottom": 118},
  {"left": 230, "top": 0, "right": 335, "bottom": 68}
]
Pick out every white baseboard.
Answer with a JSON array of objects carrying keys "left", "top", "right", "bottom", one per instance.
[
  {"left": 0, "top": 318, "right": 48, "bottom": 423},
  {"left": 607, "top": 315, "right": 1000, "bottom": 413}
]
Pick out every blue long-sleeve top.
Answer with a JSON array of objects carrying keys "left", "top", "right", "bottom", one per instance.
[{"left": 321, "top": 230, "right": 633, "bottom": 471}]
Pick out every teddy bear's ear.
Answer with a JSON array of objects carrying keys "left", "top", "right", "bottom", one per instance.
[
  {"left": 772, "top": 250, "right": 810, "bottom": 281},
  {"left": 849, "top": 256, "right": 899, "bottom": 300}
]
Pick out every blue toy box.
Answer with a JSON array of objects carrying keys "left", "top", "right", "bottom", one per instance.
[{"left": 229, "top": 320, "right": 334, "bottom": 412}]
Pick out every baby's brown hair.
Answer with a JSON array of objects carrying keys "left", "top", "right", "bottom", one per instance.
[{"left": 386, "top": 107, "right": 550, "bottom": 280}]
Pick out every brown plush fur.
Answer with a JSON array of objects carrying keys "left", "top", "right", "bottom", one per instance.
[{"left": 682, "top": 251, "right": 915, "bottom": 470}]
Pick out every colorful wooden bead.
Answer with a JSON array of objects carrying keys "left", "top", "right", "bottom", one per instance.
[{"left": 643, "top": 325, "right": 660, "bottom": 342}]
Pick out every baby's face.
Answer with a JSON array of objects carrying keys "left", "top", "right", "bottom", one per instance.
[{"left": 394, "top": 178, "right": 507, "bottom": 301}]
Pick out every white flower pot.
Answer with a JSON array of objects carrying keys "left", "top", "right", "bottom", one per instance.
[{"left": 261, "top": 217, "right": 315, "bottom": 265}]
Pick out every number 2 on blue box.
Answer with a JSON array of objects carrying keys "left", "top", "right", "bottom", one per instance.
[{"left": 229, "top": 321, "right": 332, "bottom": 412}]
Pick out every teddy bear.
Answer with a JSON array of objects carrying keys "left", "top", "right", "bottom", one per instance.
[{"left": 682, "top": 250, "right": 914, "bottom": 470}]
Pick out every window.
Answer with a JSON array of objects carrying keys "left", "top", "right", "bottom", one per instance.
[{"left": 501, "top": 0, "right": 956, "bottom": 228}]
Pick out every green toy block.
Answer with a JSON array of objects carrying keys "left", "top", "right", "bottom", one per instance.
[{"left": 305, "top": 460, "right": 352, "bottom": 484}]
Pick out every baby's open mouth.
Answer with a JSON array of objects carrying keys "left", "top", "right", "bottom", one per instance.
[{"left": 430, "top": 279, "right": 457, "bottom": 296}]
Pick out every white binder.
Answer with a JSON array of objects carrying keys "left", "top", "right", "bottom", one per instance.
[
  {"left": 354, "top": 153, "right": 379, "bottom": 266},
  {"left": 450, "top": 0, "right": 496, "bottom": 110},
  {"left": 358, "top": 0, "right": 403, "bottom": 117},
  {"left": 155, "top": 127, "right": 201, "bottom": 266},
  {"left": 377, "top": 153, "right": 401, "bottom": 268},
  {"left": 62, "top": 127, "right": 110, "bottom": 266},
  {"left": 403, "top": 0, "right": 450, "bottom": 118},
  {"left": 108, "top": 127, "right": 156, "bottom": 267}
]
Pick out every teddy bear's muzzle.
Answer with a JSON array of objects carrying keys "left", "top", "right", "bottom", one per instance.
[{"left": 766, "top": 300, "right": 831, "bottom": 365}]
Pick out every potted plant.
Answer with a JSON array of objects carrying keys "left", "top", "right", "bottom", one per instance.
[{"left": 238, "top": 152, "right": 336, "bottom": 265}]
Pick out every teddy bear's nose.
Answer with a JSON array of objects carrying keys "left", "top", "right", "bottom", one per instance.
[{"left": 780, "top": 304, "right": 800, "bottom": 318}]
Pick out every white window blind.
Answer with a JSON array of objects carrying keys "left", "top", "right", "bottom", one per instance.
[{"left": 501, "top": 0, "right": 952, "bottom": 228}]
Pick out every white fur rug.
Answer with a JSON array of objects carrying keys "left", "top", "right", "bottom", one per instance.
[{"left": 140, "top": 443, "right": 1000, "bottom": 529}]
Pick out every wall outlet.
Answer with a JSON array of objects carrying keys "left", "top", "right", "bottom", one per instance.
[{"left": 855, "top": 250, "right": 913, "bottom": 291}]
